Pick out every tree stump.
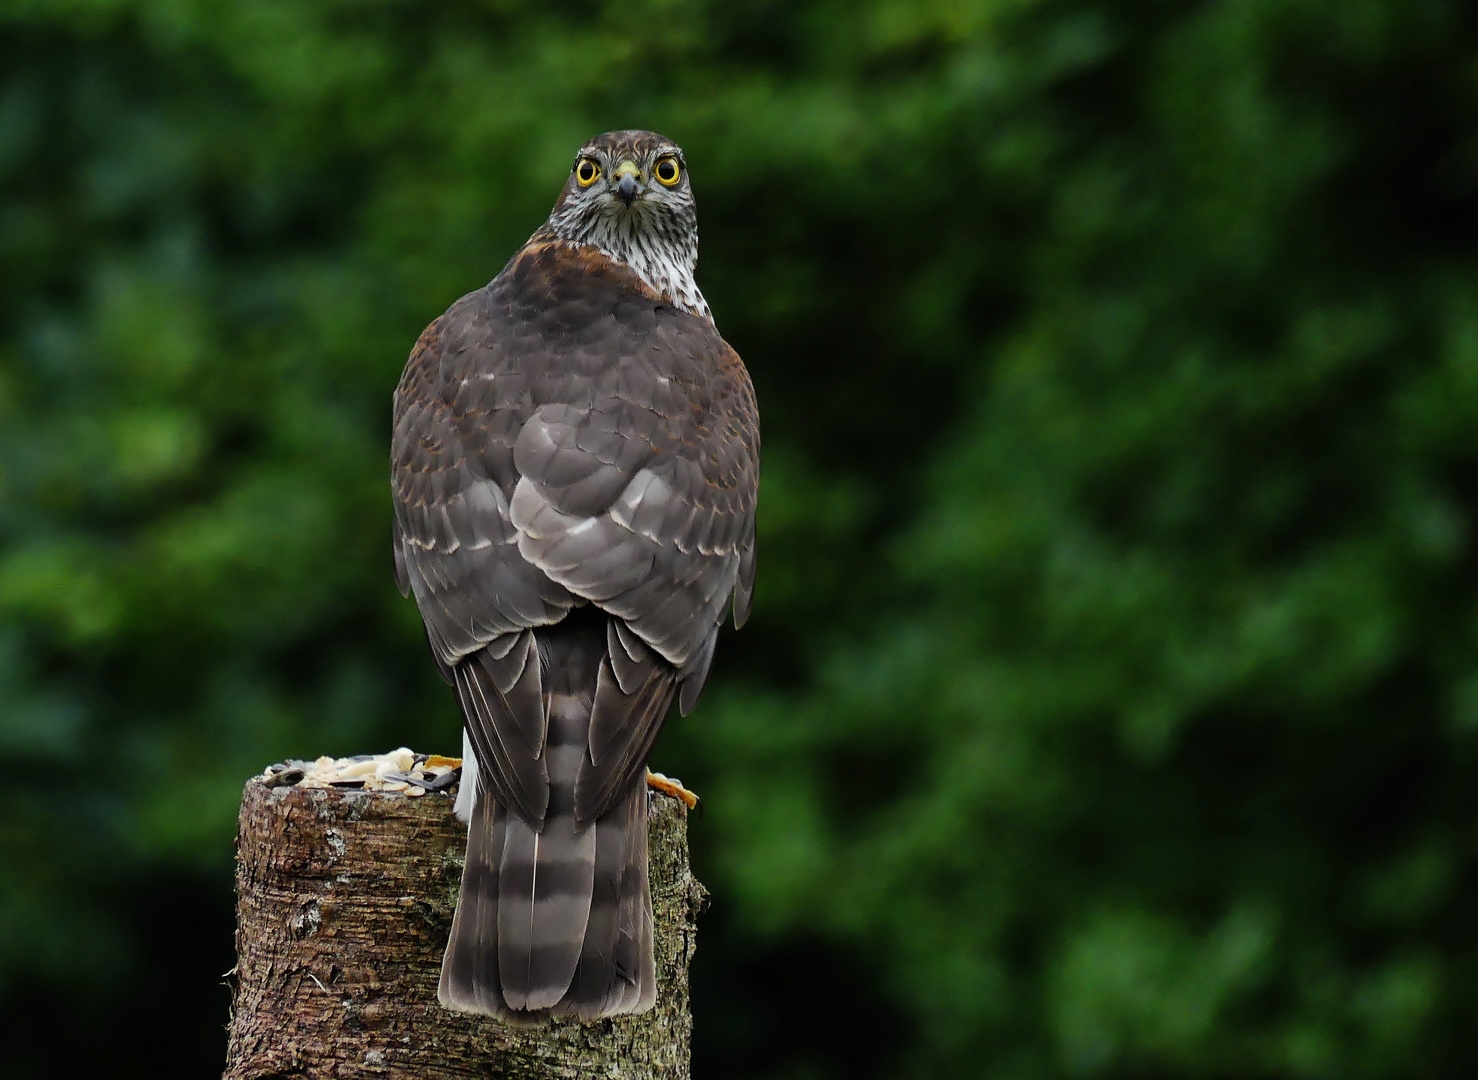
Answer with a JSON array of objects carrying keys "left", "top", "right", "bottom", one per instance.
[{"left": 223, "top": 774, "right": 706, "bottom": 1079}]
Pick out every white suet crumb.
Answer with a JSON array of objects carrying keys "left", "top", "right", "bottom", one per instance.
[{"left": 260, "top": 748, "right": 462, "bottom": 796}]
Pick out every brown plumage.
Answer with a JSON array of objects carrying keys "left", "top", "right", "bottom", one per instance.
[{"left": 391, "top": 130, "right": 758, "bottom": 1020}]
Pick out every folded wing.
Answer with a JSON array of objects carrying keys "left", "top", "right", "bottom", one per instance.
[{"left": 392, "top": 289, "right": 759, "bottom": 828}]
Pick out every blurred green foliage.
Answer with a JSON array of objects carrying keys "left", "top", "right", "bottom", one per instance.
[{"left": 3, "top": 0, "right": 1478, "bottom": 1076}]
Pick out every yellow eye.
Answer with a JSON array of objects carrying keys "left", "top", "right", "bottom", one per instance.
[
  {"left": 575, "top": 159, "right": 601, "bottom": 187},
  {"left": 654, "top": 156, "right": 681, "bottom": 186}
]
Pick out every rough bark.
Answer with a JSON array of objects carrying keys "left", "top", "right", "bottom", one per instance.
[{"left": 223, "top": 777, "right": 705, "bottom": 1079}]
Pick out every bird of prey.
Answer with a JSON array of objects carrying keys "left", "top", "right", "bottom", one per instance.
[{"left": 391, "top": 130, "right": 759, "bottom": 1020}]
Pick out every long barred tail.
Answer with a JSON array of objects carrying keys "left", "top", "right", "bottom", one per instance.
[{"left": 438, "top": 620, "right": 656, "bottom": 1020}]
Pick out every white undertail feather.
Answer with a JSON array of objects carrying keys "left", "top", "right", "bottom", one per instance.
[{"left": 454, "top": 728, "right": 476, "bottom": 822}]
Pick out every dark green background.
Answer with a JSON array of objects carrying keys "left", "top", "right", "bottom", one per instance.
[{"left": 4, "top": 1, "right": 1478, "bottom": 1076}]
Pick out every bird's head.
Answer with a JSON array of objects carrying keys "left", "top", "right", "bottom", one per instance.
[
  {"left": 541, "top": 131, "right": 707, "bottom": 316},
  {"left": 548, "top": 130, "right": 695, "bottom": 241}
]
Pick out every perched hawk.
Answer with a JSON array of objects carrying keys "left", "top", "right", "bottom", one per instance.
[{"left": 391, "top": 130, "right": 759, "bottom": 1020}]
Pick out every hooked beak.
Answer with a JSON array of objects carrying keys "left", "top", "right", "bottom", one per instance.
[{"left": 612, "top": 160, "right": 642, "bottom": 207}]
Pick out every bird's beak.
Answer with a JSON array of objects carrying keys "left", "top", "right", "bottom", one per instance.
[{"left": 612, "top": 160, "right": 642, "bottom": 207}]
